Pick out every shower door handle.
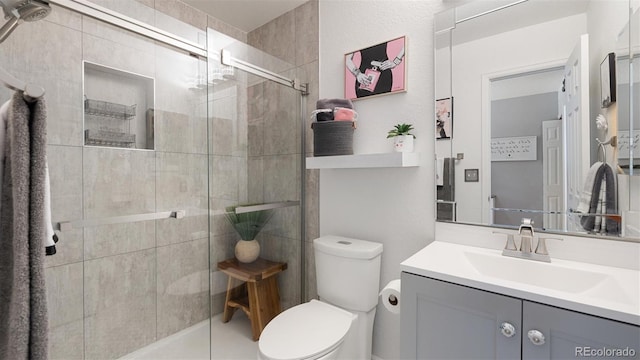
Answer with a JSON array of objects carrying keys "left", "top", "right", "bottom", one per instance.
[
  {"left": 233, "top": 201, "right": 300, "bottom": 214},
  {"left": 57, "top": 210, "right": 186, "bottom": 231}
]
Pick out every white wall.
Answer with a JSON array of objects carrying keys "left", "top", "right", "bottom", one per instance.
[
  {"left": 491, "top": 69, "right": 564, "bottom": 101},
  {"left": 587, "top": 0, "right": 629, "bottom": 165},
  {"left": 586, "top": 1, "right": 640, "bottom": 222},
  {"left": 318, "top": 1, "right": 445, "bottom": 359}
]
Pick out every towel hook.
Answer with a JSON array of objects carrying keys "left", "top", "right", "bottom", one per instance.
[
  {"left": 0, "top": 65, "right": 44, "bottom": 102},
  {"left": 597, "top": 142, "right": 606, "bottom": 163},
  {"left": 596, "top": 136, "right": 617, "bottom": 147},
  {"left": 595, "top": 136, "right": 617, "bottom": 163}
]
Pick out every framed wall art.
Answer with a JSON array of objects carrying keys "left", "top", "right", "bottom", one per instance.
[
  {"left": 344, "top": 36, "right": 406, "bottom": 100},
  {"left": 436, "top": 97, "right": 453, "bottom": 139},
  {"left": 601, "top": 52, "right": 616, "bottom": 108}
]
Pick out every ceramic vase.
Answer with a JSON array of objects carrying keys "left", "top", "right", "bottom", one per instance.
[
  {"left": 394, "top": 135, "right": 414, "bottom": 152},
  {"left": 235, "top": 239, "right": 260, "bottom": 263}
]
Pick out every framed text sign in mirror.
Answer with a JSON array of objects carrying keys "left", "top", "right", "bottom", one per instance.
[{"left": 434, "top": 0, "right": 639, "bottom": 241}]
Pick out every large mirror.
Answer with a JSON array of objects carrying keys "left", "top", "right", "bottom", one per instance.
[{"left": 435, "top": 0, "right": 640, "bottom": 240}]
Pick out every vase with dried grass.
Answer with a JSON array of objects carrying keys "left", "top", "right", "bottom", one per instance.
[{"left": 224, "top": 205, "right": 274, "bottom": 263}]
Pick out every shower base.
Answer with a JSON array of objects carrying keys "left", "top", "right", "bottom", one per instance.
[{"left": 119, "top": 312, "right": 259, "bottom": 360}]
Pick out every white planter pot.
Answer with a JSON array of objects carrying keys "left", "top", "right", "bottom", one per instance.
[
  {"left": 235, "top": 239, "right": 260, "bottom": 263},
  {"left": 394, "top": 135, "right": 414, "bottom": 152}
]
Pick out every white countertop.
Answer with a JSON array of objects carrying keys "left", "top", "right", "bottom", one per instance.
[{"left": 400, "top": 241, "right": 640, "bottom": 326}]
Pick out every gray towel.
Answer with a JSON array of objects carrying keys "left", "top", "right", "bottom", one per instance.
[
  {"left": 580, "top": 163, "right": 619, "bottom": 235},
  {"left": 0, "top": 92, "right": 49, "bottom": 360},
  {"left": 436, "top": 158, "right": 455, "bottom": 201},
  {"left": 315, "top": 98, "right": 353, "bottom": 121},
  {"left": 436, "top": 158, "right": 455, "bottom": 221}
]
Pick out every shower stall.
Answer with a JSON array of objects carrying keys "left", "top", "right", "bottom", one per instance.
[{"left": 0, "top": 0, "right": 309, "bottom": 358}]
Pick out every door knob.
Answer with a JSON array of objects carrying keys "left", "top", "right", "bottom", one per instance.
[
  {"left": 527, "top": 329, "right": 546, "bottom": 345},
  {"left": 499, "top": 322, "right": 516, "bottom": 338}
]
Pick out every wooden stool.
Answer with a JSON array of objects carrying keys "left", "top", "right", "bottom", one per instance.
[{"left": 217, "top": 258, "right": 287, "bottom": 341}]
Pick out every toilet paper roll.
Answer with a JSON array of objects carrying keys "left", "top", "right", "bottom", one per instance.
[{"left": 380, "top": 279, "right": 401, "bottom": 314}]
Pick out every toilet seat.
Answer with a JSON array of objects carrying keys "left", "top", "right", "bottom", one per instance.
[{"left": 258, "top": 299, "right": 356, "bottom": 360}]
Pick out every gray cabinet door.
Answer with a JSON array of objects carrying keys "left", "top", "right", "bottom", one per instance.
[
  {"left": 401, "top": 272, "right": 522, "bottom": 359},
  {"left": 522, "top": 301, "right": 640, "bottom": 359}
]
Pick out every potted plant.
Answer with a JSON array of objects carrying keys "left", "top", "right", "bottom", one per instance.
[
  {"left": 387, "top": 123, "right": 416, "bottom": 152},
  {"left": 224, "top": 205, "right": 274, "bottom": 263}
]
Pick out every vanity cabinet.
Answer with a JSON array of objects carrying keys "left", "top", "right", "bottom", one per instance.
[{"left": 400, "top": 272, "right": 640, "bottom": 359}]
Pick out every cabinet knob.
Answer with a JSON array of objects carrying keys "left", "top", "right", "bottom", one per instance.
[
  {"left": 499, "top": 322, "right": 516, "bottom": 338},
  {"left": 527, "top": 330, "right": 546, "bottom": 345}
]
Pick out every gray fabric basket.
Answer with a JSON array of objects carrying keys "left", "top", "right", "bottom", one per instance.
[{"left": 311, "top": 121, "right": 355, "bottom": 156}]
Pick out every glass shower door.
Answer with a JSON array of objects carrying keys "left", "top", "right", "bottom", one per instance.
[
  {"left": 26, "top": 7, "right": 213, "bottom": 359},
  {"left": 78, "top": 22, "right": 211, "bottom": 360},
  {"left": 207, "top": 28, "right": 305, "bottom": 358}
]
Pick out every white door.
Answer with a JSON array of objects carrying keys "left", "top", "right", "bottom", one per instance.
[
  {"left": 542, "top": 120, "right": 563, "bottom": 230},
  {"left": 562, "top": 34, "right": 590, "bottom": 230}
]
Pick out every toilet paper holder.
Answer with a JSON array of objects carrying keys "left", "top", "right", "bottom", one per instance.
[
  {"left": 380, "top": 279, "right": 401, "bottom": 314},
  {"left": 387, "top": 294, "right": 398, "bottom": 306}
]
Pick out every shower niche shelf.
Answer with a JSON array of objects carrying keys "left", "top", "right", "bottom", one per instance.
[
  {"left": 85, "top": 98, "right": 137, "bottom": 119},
  {"left": 84, "top": 98, "right": 137, "bottom": 148},
  {"left": 83, "top": 61, "right": 155, "bottom": 150}
]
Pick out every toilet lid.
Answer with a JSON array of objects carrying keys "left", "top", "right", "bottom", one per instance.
[{"left": 259, "top": 300, "right": 355, "bottom": 360}]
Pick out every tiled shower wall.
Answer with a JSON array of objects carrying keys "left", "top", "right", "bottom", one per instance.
[
  {"left": 41, "top": 8, "right": 211, "bottom": 360},
  {"left": 247, "top": 0, "right": 320, "bottom": 302},
  {"left": 0, "top": 1, "right": 248, "bottom": 360},
  {"left": 207, "top": 74, "right": 250, "bottom": 313},
  {"left": 247, "top": 77, "right": 303, "bottom": 311}
]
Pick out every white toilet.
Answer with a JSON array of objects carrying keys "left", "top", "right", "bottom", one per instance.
[{"left": 258, "top": 235, "right": 383, "bottom": 360}]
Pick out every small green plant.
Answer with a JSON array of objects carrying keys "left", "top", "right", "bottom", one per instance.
[
  {"left": 224, "top": 205, "right": 274, "bottom": 240},
  {"left": 387, "top": 123, "right": 416, "bottom": 138}
]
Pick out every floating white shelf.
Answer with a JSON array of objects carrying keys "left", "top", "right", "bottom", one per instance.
[{"left": 306, "top": 152, "right": 420, "bottom": 169}]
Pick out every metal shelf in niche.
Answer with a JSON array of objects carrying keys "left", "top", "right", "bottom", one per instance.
[
  {"left": 84, "top": 129, "right": 136, "bottom": 148},
  {"left": 84, "top": 97, "right": 138, "bottom": 148},
  {"left": 84, "top": 98, "right": 136, "bottom": 119}
]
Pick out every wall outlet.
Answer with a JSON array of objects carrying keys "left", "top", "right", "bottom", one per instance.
[{"left": 465, "top": 169, "right": 479, "bottom": 182}]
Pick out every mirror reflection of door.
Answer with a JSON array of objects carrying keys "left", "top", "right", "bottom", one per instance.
[
  {"left": 542, "top": 119, "right": 563, "bottom": 230},
  {"left": 436, "top": 0, "right": 638, "bottom": 239},
  {"left": 562, "top": 34, "right": 591, "bottom": 232},
  {"left": 487, "top": 36, "right": 589, "bottom": 232},
  {"left": 489, "top": 68, "right": 563, "bottom": 230}
]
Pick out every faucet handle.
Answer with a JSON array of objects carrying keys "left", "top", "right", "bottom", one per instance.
[
  {"left": 493, "top": 231, "right": 517, "bottom": 251},
  {"left": 535, "top": 237, "right": 563, "bottom": 256}
]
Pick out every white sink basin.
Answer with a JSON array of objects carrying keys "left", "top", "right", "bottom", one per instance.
[
  {"left": 464, "top": 251, "right": 610, "bottom": 293},
  {"left": 400, "top": 241, "right": 640, "bottom": 325}
]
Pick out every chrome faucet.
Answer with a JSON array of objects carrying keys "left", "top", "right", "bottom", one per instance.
[
  {"left": 494, "top": 218, "right": 562, "bottom": 263},
  {"left": 518, "top": 218, "right": 534, "bottom": 253}
]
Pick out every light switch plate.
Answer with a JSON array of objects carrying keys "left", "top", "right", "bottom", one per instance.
[{"left": 465, "top": 168, "right": 479, "bottom": 182}]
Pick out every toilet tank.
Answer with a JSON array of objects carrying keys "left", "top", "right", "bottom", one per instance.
[{"left": 314, "top": 236, "right": 383, "bottom": 312}]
